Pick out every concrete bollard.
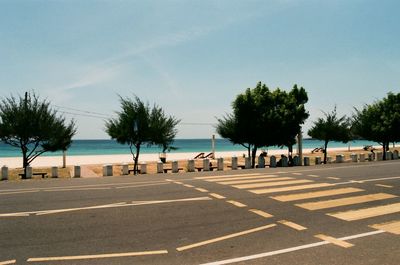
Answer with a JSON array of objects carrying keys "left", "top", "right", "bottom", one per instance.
[
  {"left": 26, "top": 166, "right": 33, "bottom": 179},
  {"left": 51, "top": 166, "right": 58, "bottom": 178},
  {"left": 245, "top": 157, "right": 251, "bottom": 169},
  {"left": 187, "top": 160, "right": 195, "bottom": 172},
  {"left": 368, "top": 153, "right": 374, "bottom": 161},
  {"left": 386, "top": 151, "right": 392, "bottom": 160},
  {"left": 231, "top": 156, "right": 238, "bottom": 170},
  {"left": 292, "top": 155, "right": 300, "bottom": 166},
  {"left": 336, "top": 155, "right": 344, "bottom": 163},
  {"left": 269, "top": 156, "right": 277, "bottom": 168},
  {"left": 217, "top": 158, "right": 224, "bottom": 171},
  {"left": 326, "top": 156, "right": 332, "bottom": 164},
  {"left": 139, "top": 163, "right": 147, "bottom": 174},
  {"left": 359, "top": 153, "right": 365, "bottom": 162},
  {"left": 351, "top": 153, "right": 358, "bottom": 162},
  {"left": 376, "top": 152, "right": 383, "bottom": 161},
  {"left": 258, "top": 156, "right": 265, "bottom": 168},
  {"left": 393, "top": 150, "right": 399, "bottom": 160},
  {"left": 315, "top": 157, "right": 322, "bottom": 165},
  {"left": 203, "top": 159, "right": 210, "bottom": 171},
  {"left": 122, "top": 163, "right": 129, "bottom": 175},
  {"left": 303, "top": 156, "right": 310, "bottom": 166},
  {"left": 103, "top": 164, "right": 113, "bottom": 176},
  {"left": 172, "top": 161, "right": 179, "bottom": 173},
  {"left": 281, "top": 156, "right": 288, "bottom": 167},
  {"left": 156, "top": 162, "right": 164, "bottom": 173},
  {"left": 74, "top": 165, "right": 81, "bottom": 178},
  {"left": 1, "top": 166, "right": 8, "bottom": 181}
]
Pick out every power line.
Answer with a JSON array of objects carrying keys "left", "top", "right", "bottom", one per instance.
[{"left": 53, "top": 105, "right": 110, "bottom": 118}]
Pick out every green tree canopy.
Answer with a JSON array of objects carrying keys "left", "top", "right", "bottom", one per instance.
[
  {"left": 308, "top": 107, "right": 351, "bottom": 164},
  {"left": 0, "top": 92, "right": 76, "bottom": 178},
  {"left": 106, "top": 96, "right": 180, "bottom": 173},
  {"left": 352, "top": 92, "right": 400, "bottom": 160},
  {"left": 217, "top": 82, "right": 309, "bottom": 167}
]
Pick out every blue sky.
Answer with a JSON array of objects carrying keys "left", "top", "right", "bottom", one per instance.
[{"left": 0, "top": 0, "right": 399, "bottom": 139}]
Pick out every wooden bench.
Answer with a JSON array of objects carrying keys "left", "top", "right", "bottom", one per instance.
[
  {"left": 163, "top": 167, "right": 184, "bottom": 173},
  {"left": 19, "top": 172, "right": 48, "bottom": 178},
  {"left": 195, "top": 166, "right": 218, "bottom": 172}
]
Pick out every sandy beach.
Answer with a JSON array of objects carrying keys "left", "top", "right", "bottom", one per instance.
[{"left": 0, "top": 146, "right": 381, "bottom": 168}]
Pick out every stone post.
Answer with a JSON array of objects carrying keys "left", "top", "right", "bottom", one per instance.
[
  {"left": 140, "top": 163, "right": 147, "bottom": 174},
  {"left": 336, "top": 155, "right": 343, "bottom": 163},
  {"left": 281, "top": 156, "right": 288, "bottom": 167},
  {"left": 156, "top": 162, "right": 164, "bottom": 173},
  {"left": 217, "top": 158, "right": 224, "bottom": 171},
  {"left": 292, "top": 155, "right": 299, "bottom": 166},
  {"left": 203, "top": 159, "right": 210, "bottom": 171},
  {"left": 351, "top": 153, "right": 358, "bottom": 162},
  {"left": 269, "top": 156, "right": 277, "bottom": 168},
  {"left": 326, "top": 156, "right": 332, "bottom": 164},
  {"left": 231, "top": 156, "right": 238, "bottom": 170},
  {"left": 74, "top": 165, "right": 81, "bottom": 178},
  {"left": 26, "top": 166, "right": 33, "bottom": 179},
  {"left": 315, "top": 157, "right": 321, "bottom": 165},
  {"left": 245, "top": 157, "right": 251, "bottom": 169},
  {"left": 303, "top": 156, "right": 310, "bottom": 166},
  {"left": 172, "top": 161, "right": 179, "bottom": 173},
  {"left": 1, "top": 166, "right": 8, "bottom": 181},
  {"left": 187, "top": 160, "right": 195, "bottom": 172},
  {"left": 51, "top": 166, "right": 58, "bottom": 178},
  {"left": 103, "top": 164, "right": 113, "bottom": 176},
  {"left": 386, "top": 151, "right": 392, "bottom": 160},
  {"left": 376, "top": 152, "right": 383, "bottom": 161},
  {"left": 393, "top": 150, "right": 399, "bottom": 160},
  {"left": 368, "top": 153, "right": 374, "bottom": 161},
  {"left": 359, "top": 153, "right": 365, "bottom": 162},
  {"left": 121, "top": 164, "right": 129, "bottom": 175},
  {"left": 258, "top": 156, "right": 265, "bottom": 168}
]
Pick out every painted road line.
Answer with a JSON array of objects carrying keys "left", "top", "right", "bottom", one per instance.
[
  {"left": 327, "top": 177, "right": 341, "bottom": 180},
  {"left": 314, "top": 234, "right": 354, "bottom": 248},
  {"left": 209, "top": 193, "right": 226, "bottom": 199},
  {"left": 183, "top": 184, "right": 195, "bottom": 188},
  {"left": 328, "top": 202, "right": 400, "bottom": 221},
  {"left": 375, "top": 184, "right": 393, "bottom": 188},
  {"left": 296, "top": 193, "right": 397, "bottom": 210},
  {"left": 0, "top": 260, "right": 16, "bottom": 265},
  {"left": 249, "top": 209, "right": 273, "bottom": 218},
  {"left": 174, "top": 181, "right": 183, "bottom": 185},
  {"left": 226, "top": 200, "right": 247, "bottom": 208},
  {"left": 27, "top": 250, "right": 168, "bottom": 262},
  {"left": 0, "top": 190, "right": 40, "bottom": 196},
  {"left": 292, "top": 173, "right": 302, "bottom": 176},
  {"left": 195, "top": 173, "right": 261, "bottom": 180},
  {"left": 307, "top": 175, "right": 320, "bottom": 178},
  {"left": 217, "top": 177, "right": 293, "bottom": 185},
  {"left": 232, "top": 179, "right": 313, "bottom": 189},
  {"left": 196, "top": 188, "right": 209, "bottom": 193},
  {"left": 278, "top": 220, "right": 307, "bottom": 231},
  {"left": 271, "top": 187, "right": 364, "bottom": 202},
  {"left": 199, "top": 230, "right": 384, "bottom": 265},
  {"left": 205, "top": 175, "right": 278, "bottom": 182},
  {"left": 165, "top": 179, "right": 173, "bottom": 181},
  {"left": 370, "top": 220, "right": 400, "bottom": 235},
  {"left": 335, "top": 176, "right": 400, "bottom": 185},
  {"left": 115, "top": 183, "right": 171, "bottom": 189},
  {"left": 177, "top": 224, "right": 276, "bottom": 251},
  {"left": 249, "top": 183, "right": 334, "bottom": 195},
  {"left": 44, "top": 187, "right": 111, "bottom": 192}
]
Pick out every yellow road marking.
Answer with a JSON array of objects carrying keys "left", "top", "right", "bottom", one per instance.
[
  {"left": 314, "top": 234, "right": 354, "bottom": 248},
  {"left": 174, "top": 181, "right": 183, "bottom": 185},
  {"left": 176, "top": 224, "right": 276, "bottom": 251},
  {"left": 232, "top": 179, "right": 313, "bottom": 189},
  {"left": 271, "top": 188, "right": 364, "bottom": 202},
  {"left": 209, "top": 193, "right": 226, "bottom": 199},
  {"left": 249, "top": 183, "right": 334, "bottom": 195},
  {"left": 0, "top": 190, "right": 40, "bottom": 196},
  {"left": 370, "top": 220, "right": 400, "bottom": 235},
  {"left": 292, "top": 173, "right": 302, "bottom": 176},
  {"left": 327, "top": 177, "right": 341, "bottom": 180},
  {"left": 297, "top": 193, "right": 397, "bottom": 210},
  {"left": 308, "top": 175, "right": 319, "bottom": 178},
  {"left": 165, "top": 179, "right": 173, "bottom": 181},
  {"left": 249, "top": 209, "right": 273, "bottom": 218},
  {"left": 328, "top": 202, "right": 400, "bottom": 221},
  {"left": 226, "top": 200, "right": 247, "bottom": 208},
  {"left": 278, "top": 220, "right": 307, "bottom": 231},
  {"left": 205, "top": 175, "right": 277, "bottom": 182},
  {"left": 217, "top": 177, "right": 293, "bottom": 185},
  {"left": 195, "top": 173, "right": 261, "bottom": 180},
  {"left": 27, "top": 250, "right": 168, "bottom": 262},
  {"left": 0, "top": 260, "right": 16, "bottom": 265},
  {"left": 375, "top": 184, "right": 393, "bottom": 188},
  {"left": 195, "top": 188, "right": 209, "bottom": 193},
  {"left": 183, "top": 184, "right": 194, "bottom": 188}
]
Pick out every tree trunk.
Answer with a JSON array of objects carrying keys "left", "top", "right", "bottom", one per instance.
[
  {"left": 382, "top": 142, "right": 388, "bottom": 160},
  {"left": 22, "top": 147, "right": 28, "bottom": 179},
  {"left": 323, "top": 141, "right": 328, "bottom": 164},
  {"left": 251, "top": 147, "right": 257, "bottom": 168},
  {"left": 134, "top": 144, "right": 140, "bottom": 175}
]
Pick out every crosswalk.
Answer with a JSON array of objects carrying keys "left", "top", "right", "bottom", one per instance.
[{"left": 196, "top": 173, "right": 400, "bottom": 234}]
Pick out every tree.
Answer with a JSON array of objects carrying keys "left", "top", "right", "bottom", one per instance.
[
  {"left": 308, "top": 107, "right": 351, "bottom": 164},
  {"left": 106, "top": 96, "right": 179, "bottom": 174},
  {"left": 352, "top": 92, "right": 400, "bottom": 160},
  {"left": 0, "top": 92, "right": 76, "bottom": 178},
  {"left": 217, "top": 82, "right": 309, "bottom": 167}
]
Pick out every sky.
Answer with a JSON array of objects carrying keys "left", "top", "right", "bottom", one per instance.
[{"left": 0, "top": 0, "right": 399, "bottom": 139}]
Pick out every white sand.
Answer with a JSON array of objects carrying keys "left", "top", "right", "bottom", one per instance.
[{"left": 0, "top": 146, "right": 375, "bottom": 168}]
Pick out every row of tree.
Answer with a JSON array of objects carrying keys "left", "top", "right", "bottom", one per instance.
[{"left": 0, "top": 86, "right": 399, "bottom": 177}]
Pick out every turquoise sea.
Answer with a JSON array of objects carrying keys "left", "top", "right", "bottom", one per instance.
[{"left": 0, "top": 139, "right": 380, "bottom": 158}]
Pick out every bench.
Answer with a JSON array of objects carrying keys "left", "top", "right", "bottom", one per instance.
[
  {"left": 128, "top": 169, "right": 141, "bottom": 174},
  {"left": 227, "top": 165, "right": 246, "bottom": 169},
  {"left": 195, "top": 166, "right": 218, "bottom": 172},
  {"left": 19, "top": 172, "right": 48, "bottom": 178},
  {"left": 163, "top": 167, "right": 184, "bottom": 173}
]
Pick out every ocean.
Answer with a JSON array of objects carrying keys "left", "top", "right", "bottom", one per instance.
[{"left": 0, "top": 139, "right": 381, "bottom": 158}]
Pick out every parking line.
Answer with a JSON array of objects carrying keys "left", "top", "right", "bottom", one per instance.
[
  {"left": 271, "top": 188, "right": 364, "bottom": 202},
  {"left": 328, "top": 202, "right": 400, "bottom": 221},
  {"left": 183, "top": 184, "right": 195, "bottom": 188},
  {"left": 278, "top": 220, "right": 307, "bottom": 231},
  {"left": 196, "top": 188, "right": 209, "bottom": 193},
  {"left": 307, "top": 175, "right": 320, "bottom": 178},
  {"left": 226, "top": 200, "right": 247, "bottom": 208},
  {"left": 209, "top": 193, "right": 226, "bottom": 199},
  {"left": 0, "top": 260, "right": 16, "bottom": 265},
  {"left": 314, "top": 234, "right": 353, "bottom": 248},
  {"left": 27, "top": 250, "right": 168, "bottom": 262},
  {"left": 375, "top": 184, "right": 393, "bottom": 188},
  {"left": 177, "top": 224, "right": 276, "bottom": 251},
  {"left": 327, "top": 177, "right": 340, "bottom": 180},
  {"left": 248, "top": 209, "right": 273, "bottom": 218},
  {"left": 370, "top": 220, "right": 400, "bottom": 235},
  {"left": 250, "top": 183, "right": 334, "bottom": 195}
]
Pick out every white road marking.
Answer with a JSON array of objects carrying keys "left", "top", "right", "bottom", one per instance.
[
  {"left": 195, "top": 173, "right": 261, "bottom": 180},
  {"left": 199, "top": 230, "right": 384, "bottom": 265},
  {"left": 335, "top": 176, "right": 400, "bottom": 185},
  {"left": 115, "top": 182, "right": 171, "bottom": 189},
  {"left": 0, "top": 190, "right": 40, "bottom": 196},
  {"left": 27, "top": 250, "right": 168, "bottom": 262},
  {"left": 0, "top": 260, "right": 16, "bottom": 265}
]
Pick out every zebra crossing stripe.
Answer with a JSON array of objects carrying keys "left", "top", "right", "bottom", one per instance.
[
  {"left": 217, "top": 177, "right": 293, "bottom": 185},
  {"left": 370, "top": 220, "right": 400, "bottom": 235},
  {"left": 271, "top": 188, "right": 364, "bottom": 202},
  {"left": 249, "top": 183, "right": 334, "bottom": 195},
  {"left": 328, "top": 202, "right": 400, "bottom": 221},
  {"left": 205, "top": 175, "right": 278, "bottom": 182},
  {"left": 195, "top": 173, "right": 261, "bottom": 180},
  {"left": 232, "top": 179, "right": 313, "bottom": 189}
]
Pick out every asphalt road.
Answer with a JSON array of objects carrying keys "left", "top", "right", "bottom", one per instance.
[{"left": 0, "top": 160, "right": 399, "bottom": 265}]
